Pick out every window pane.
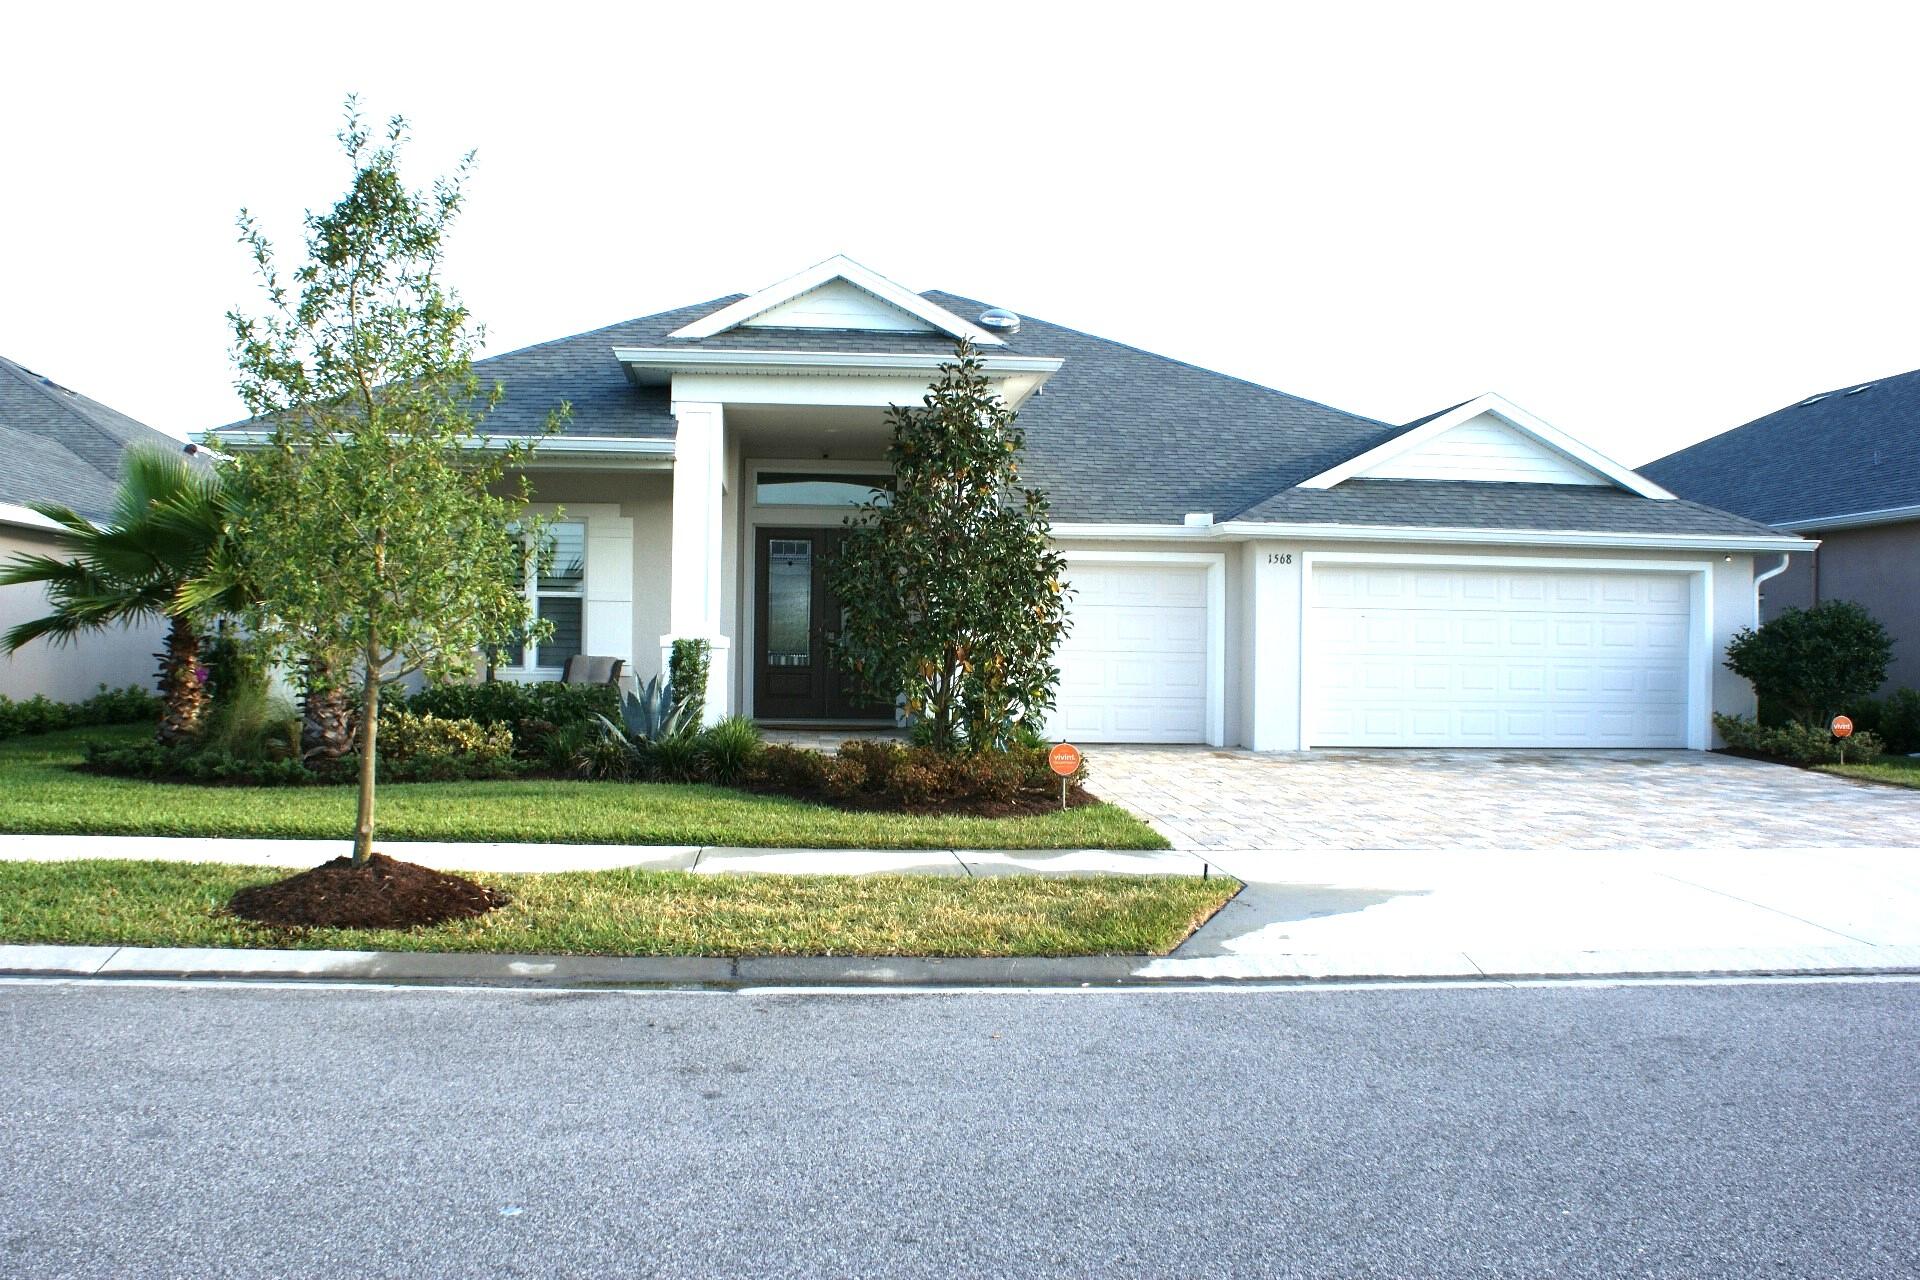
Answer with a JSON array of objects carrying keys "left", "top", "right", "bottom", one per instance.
[
  {"left": 536, "top": 597, "right": 582, "bottom": 668},
  {"left": 755, "top": 473, "right": 891, "bottom": 507},
  {"left": 538, "top": 523, "right": 586, "bottom": 592},
  {"left": 766, "top": 539, "right": 812, "bottom": 667}
]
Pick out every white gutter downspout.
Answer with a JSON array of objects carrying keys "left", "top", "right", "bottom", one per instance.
[{"left": 1752, "top": 554, "right": 1792, "bottom": 626}]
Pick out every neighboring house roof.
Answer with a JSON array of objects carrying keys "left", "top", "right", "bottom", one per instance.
[
  {"left": 0, "top": 355, "right": 182, "bottom": 521},
  {"left": 1640, "top": 368, "right": 1920, "bottom": 529}
]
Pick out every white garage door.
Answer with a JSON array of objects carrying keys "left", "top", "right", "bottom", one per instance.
[
  {"left": 1052, "top": 562, "right": 1210, "bottom": 743},
  {"left": 1307, "top": 564, "right": 1692, "bottom": 748}
]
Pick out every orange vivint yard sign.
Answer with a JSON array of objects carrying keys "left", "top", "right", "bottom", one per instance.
[
  {"left": 1049, "top": 743, "right": 1081, "bottom": 811},
  {"left": 1831, "top": 715, "right": 1854, "bottom": 739}
]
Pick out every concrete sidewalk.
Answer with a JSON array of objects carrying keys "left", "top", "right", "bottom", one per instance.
[
  {"left": 3, "top": 833, "right": 1916, "bottom": 985},
  {"left": 1146, "top": 844, "right": 1920, "bottom": 980},
  {"left": 0, "top": 833, "right": 1206, "bottom": 878}
]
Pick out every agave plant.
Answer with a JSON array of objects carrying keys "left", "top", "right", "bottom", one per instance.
[
  {"left": 617, "top": 675, "right": 697, "bottom": 742},
  {"left": 580, "top": 675, "right": 697, "bottom": 779}
]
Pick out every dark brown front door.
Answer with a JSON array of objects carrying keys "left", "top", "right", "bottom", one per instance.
[{"left": 754, "top": 528, "right": 891, "bottom": 721}]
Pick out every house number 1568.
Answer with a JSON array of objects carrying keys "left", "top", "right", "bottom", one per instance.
[{"left": 1267, "top": 553, "right": 1294, "bottom": 565}]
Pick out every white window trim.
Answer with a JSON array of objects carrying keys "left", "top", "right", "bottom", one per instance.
[
  {"left": 1058, "top": 549, "right": 1228, "bottom": 748},
  {"left": 494, "top": 517, "right": 588, "bottom": 680},
  {"left": 491, "top": 502, "right": 626, "bottom": 684},
  {"left": 1296, "top": 550, "right": 1713, "bottom": 752}
]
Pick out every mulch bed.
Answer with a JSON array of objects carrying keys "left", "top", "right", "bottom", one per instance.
[
  {"left": 229, "top": 853, "right": 509, "bottom": 929},
  {"left": 737, "top": 781, "right": 1102, "bottom": 819}
]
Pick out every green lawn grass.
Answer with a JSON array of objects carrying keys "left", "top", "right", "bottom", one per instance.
[
  {"left": 1820, "top": 754, "right": 1920, "bottom": 790},
  {"left": 0, "top": 726, "right": 1167, "bottom": 850},
  {"left": 0, "top": 859, "right": 1234, "bottom": 957}
]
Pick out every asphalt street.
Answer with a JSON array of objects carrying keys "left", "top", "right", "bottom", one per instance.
[{"left": 2, "top": 978, "right": 1916, "bottom": 1279}]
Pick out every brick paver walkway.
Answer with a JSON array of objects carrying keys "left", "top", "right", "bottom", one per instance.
[{"left": 1087, "top": 746, "right": 1920, "bottom": 851}]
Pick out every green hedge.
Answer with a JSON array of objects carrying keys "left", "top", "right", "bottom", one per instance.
[
  {"left": 0, "top": 685, "right": 159, "bottom": 741},
  {"left": 406, "top": 680, "right": 617, "bottom": 728},
  {"left": 1842, "top": 688, "right": 1920, "bottom": 756},
  {"left": 82, "top": 738, "right": 527, "bottom": 786},
  {"left": 406, "top": 680, "right": 615, "bottom": 769},
  {"left": 1714, "top": 713, "right": 1883, "bottom": 765}
]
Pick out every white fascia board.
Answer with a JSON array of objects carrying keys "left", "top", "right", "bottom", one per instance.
[
  {"left": 615, "top": 347, "right": 1061, "bottom": 380},
  {"left": 1298, "top": 393, "right": 1678, "bottom": 500},
  {"left": 665, "top": 255, "right": 1006, "bottom": 346},
  {"left": 1212, "top": 519, "right": 1809, "bottom": 553},
  {"left": 1050, "top": 518, "right": 1810, "bottom": 553},
  {"left": 1773, "top": 501, "right": 1920, "bottom": 533},
  {"left": 207, "top": 430, "right": 674, "bottom": 465},
  {"left": 0, "top": 501, "right": 62, "bottom": 532}
]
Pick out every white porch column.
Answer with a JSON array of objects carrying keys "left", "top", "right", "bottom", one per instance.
[{"left": 664, "top": 400, "right": 731, "bottom": 722}]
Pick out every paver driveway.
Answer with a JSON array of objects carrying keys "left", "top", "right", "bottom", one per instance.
[{"left": 1089, "top": 747, "right": 1920, "bottom": 851}]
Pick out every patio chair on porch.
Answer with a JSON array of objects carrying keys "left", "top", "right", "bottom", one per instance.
[{"left": 561, "top": 655, "right": 627, "bottom": 688}]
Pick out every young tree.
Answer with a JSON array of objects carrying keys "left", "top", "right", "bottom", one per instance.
[
  {"left": 1, "top": 444, "right": 247, "bottom": 743},
  {"left": 830, "top": 341, "right": 1070, "bottom": 752},
  {"left": 218, "top": 102, "right": 558, "bottom": 864},
  {"left": 1724, "top": 600, "right": 1893, "bottom": 727}
]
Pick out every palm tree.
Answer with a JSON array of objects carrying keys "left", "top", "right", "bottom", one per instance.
[{"left": 2, "top": 444, "right": 245, "bottom": 742}]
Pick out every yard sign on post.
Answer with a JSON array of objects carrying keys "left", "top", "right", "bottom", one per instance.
[
  {"left": 1833, "top": 715, "right": 1854, "bottom": 765},
  {"left": 1049, "top": 743, "right": 1082, "bottom": 811}
]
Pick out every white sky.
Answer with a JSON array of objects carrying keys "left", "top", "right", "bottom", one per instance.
[{"left": 4, "top": 2, "right": 1916, "bottom": 464}]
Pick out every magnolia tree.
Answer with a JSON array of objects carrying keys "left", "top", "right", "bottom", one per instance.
[
  {"left": 216, "top": 103, "right": 560, "bottom": 864},
  {"left": 829, "top": 342, "right": 1070, "bottom": 751}
]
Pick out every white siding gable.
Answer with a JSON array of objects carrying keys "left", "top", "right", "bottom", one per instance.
[
  {"left": 742, "top": 279, "right": 938, "bottom": 332},
  {"left": 1366, "top": 412, "right": 1607, "bottom": 486}
]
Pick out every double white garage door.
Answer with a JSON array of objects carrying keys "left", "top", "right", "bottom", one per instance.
[
  {"left": 1050, "top": 559, "right": 1694, "bottom": 748},
  {"left": 1307, "top": 564, "right": 1692, "bottom": 748}
]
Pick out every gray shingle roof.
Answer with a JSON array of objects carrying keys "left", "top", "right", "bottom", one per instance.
[
  {"left": 460, "top": 285, "right": 1779, "bottom": 539},
  {"left": 1231, "top": 479, "right": 1789, "bottom": 537},
  {"left": 0, "top": 355, "right": 182, "bottom": 520},
  {"left": 1640, "top": 368, "right": 1920, "bottom": 527},
  {"left": 921, "top": 292, "right": 1402, "bottom": 524}
]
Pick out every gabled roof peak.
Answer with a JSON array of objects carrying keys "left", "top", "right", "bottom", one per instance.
[
  {"left": 667, "top": 255, "right": 1006, "bottom": 346},
  {"left": 1294, "top": 393, "right": 1676, "bottom": 501}
]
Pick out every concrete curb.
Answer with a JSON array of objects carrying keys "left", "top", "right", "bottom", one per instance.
[{"left": 3, "top": 943, "right": 1918, "bottom": 990}]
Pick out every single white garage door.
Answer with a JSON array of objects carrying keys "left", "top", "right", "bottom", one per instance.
[
  {"left": 1307, "top": 564, "right": 1691, "bottom": 748},
  {"left": 1052, "top": 562, "right": 1210, "bottom": 743}
]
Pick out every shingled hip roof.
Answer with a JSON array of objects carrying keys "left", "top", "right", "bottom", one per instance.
[
  {"left": 0, "top": 355, "right": 184, "bottom": 522},
  {"left": 1641, "top": 367, "right": 1920, "bottom": 529}
]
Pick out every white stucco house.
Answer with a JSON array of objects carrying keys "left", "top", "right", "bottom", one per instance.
[
  {"left": 0, "top": 355, "right": 177, "bottom": 702},
  {"left": 217, "top": 256, "right": 1806, "bottom": 750}
]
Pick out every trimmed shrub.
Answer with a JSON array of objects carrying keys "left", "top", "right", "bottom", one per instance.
[
  {"left": 744, "top": 739, "right": 1083, "bottom": 809},
  {"left": 1715, "top": 713, "right": 1884, "bottom": 765},
  {"left": 378, "top": 710, "right": 514, "bottom": 765},
  {"left": 757, "top": 743, "right": 831, "bottom": 792},
  {"left": 0, "top": 685, "right": 160, "bottom": 740},
  {"left": 1847, "top": 688, "right": 1920, "bottom": 756},
  {"left": 408, "top": 680, "right": 617, "bottom": 731},
  {"left": 408, "top": 680, "right": 616, "bottom": 763},
  {"left": 1724, "top": 602, "right": 1893, "bottom": 727},
  {"left": 670, "top": 638, "right": 712, "bottom": 727}
]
